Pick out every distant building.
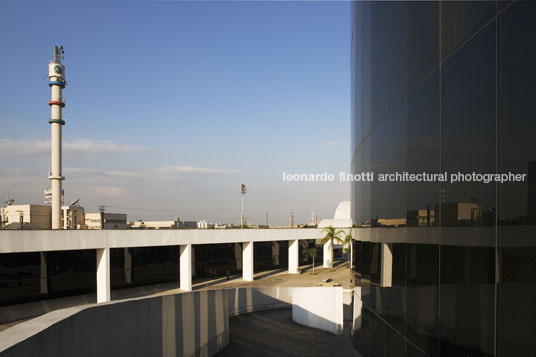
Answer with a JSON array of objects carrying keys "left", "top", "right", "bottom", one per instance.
[
  {"left": 407, "top": 208, "right": 436, "bottom": 227},
  {"left": 85, "top": 212, "right": 127, "bottom": 229},
  {"left": 61, "top": 205, "right": 86, "bottom": 229},
  {"left": 178, "top": 221, "right": 197, "bottom": 229},
  {"left": 1, "top": 204, "right": 51, "bottom": 229},
  {"left": 129, "top": 220, "right": 177, "bottom": 230},
  {"left": 441, "top": 202, "right": 481, "bottom": 226},
  {"left": 197, "top": 220, "right": 215, "bottom": 229}
]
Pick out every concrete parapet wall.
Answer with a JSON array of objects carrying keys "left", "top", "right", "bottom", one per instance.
[
  {"left": 0, "top": 286, "right": 347, "bottom": 356},
  {"left": 0, "top": 290, "right": 229, "bottom": 357},
  {"left": 226, "top": 286, "right": 293, "bottom": 317},
  {"left": 292, "top": 287, "right": 344, "bottom": 335}
]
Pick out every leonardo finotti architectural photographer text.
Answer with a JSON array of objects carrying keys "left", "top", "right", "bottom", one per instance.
[{"left": 282, "top": 171, "right": 527, "bottom": 184}]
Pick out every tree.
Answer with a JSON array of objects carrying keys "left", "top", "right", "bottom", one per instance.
[
  {"left": 320, "top": 226, "right": 345, "bottom": 269},
  {"left": 343, "top": 231, "right": 353, "bottom": 268},
  {"left": 308, "top": 246, "right": 317, "bottom": 275}
]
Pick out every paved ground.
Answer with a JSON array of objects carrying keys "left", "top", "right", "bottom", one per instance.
[
  {"left": 174, "top": 259, "right": 353, "bottom": 293},
  {"left": 0, "top": 259, "right": 353, "bottom": 331},
  {"left": 216, "top": 308, "right": 360, "bottom": 357}
]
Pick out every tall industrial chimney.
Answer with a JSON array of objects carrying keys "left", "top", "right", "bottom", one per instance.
[{"left": 48, "top": 45, "right": 66, "bottom": 229}]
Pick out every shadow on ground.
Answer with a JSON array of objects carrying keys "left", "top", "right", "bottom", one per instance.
[{"left": 216, "top": 308, "right": 360, "bottom": 357}]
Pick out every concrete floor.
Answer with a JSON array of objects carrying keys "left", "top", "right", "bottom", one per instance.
[{"left": 217, "top": 308, "right": 361, "bottom": 357}]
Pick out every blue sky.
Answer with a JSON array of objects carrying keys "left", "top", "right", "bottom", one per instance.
[{"left": 0, "top": 1, "right": 350, "bottom": 224}]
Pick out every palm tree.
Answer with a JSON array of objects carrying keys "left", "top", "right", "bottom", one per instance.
[
  {"left": 343, "top": 231, "right": 353, "bottom": 268},
  {"left": 308, "top": 246, "right": 317, "bottom": 275},
  {"left": 321, "top": 226, "right": 345, "bottom": 269}
]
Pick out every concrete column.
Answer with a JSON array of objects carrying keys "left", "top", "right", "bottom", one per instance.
[
  {"left": 96, "top": 247, "right": 110, "bottom": 303},
  {"left": 180, "top": 244, "right": 192, "bottom": 292},
  {"left": 323, "top": 239, "right": 333, "bottom": 268},
  {"left": 380, "top": 243, "right": 393, "bottom": 287},
  {"left": 123, "top": 248, "right": 132, "bottom": 284},
  {"left": 40, "top": 252, "right": 48, "bottom": 294},
  {"left": 288, "top": 239, "right": 299, "bottom": 274},
  {"left": 242, "top": 241, "right": 254, "bottom": 281}
]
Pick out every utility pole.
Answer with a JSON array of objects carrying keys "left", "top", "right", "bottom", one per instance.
[
  {"left": 266, "top": 212, "right": 269, "bottom": 227},
  {"left": 290, "top": 210, "right": 294, "bottom": 229}
]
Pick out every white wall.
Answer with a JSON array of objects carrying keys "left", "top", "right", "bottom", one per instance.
[{"left": 292, "top": 287, "right": 344, "bottom": 335}]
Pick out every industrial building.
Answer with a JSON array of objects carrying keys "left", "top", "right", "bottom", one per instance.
[
  {"left": 85, "top": 213, "right": 128, "bottom": 230},
  {"left": 0, "top": 205, "right": 51, "bottom": 230},
  {"left": 1, "top": 204, "right": 86, "bottom": 230}
]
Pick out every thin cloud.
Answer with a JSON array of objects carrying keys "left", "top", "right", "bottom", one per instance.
[
  {"left": 0, "top": 138, "right": 147, "bottom": 157},
  {"left": 64, "top": 166, "right": 239, "bottom": 182},
  {"left": 92, "top": 185, "right": 128, "bottom": 197},
  {"left": 156, "top": 166, "right": 239, "bottom": 175}
]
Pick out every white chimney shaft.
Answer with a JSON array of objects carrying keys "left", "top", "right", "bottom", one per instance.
[{"left": 48, "top": 45, "right": 66, "bottom": 229}]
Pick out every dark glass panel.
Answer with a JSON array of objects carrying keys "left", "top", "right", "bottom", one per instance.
[
  {"left": 371, "top": 101, "right": 406, "bottom": 225},
  {"left": 497, "top": 1, "right": 536, "bottom": 355},
  {"left": 351, "top": 305, "right": 372, "bottom": 356},
  {"left": 440, "top": 246, "right": 495, "bottom": 356},
  {"left": 0, "top": 252, "right": 41, "bottom": 306},
  {"left": 370, "top": 1, "right": 406, "bottom": 127},
  {"left": 370, "top": 242, "right": 381, "bottom": 285},
  {"left": 392, "top": 243, "right": 406, "bottom": 287},
  {"left": 354, "top": 138, "right": 371, "bottom": 226},
  {"left": 127, "top": 246, "right": 179, "bottom": 284},
  {"left": 407, "top": 1, "right": 439, "bottom": 91},
  {"left": 406, "top": 70, "right": 440, "bottom": 227},
  {"left": 194, "top": 243, "right": 237, "bottom": 279},
  {"left": 406, "top": 244, "right": 439, "bottom": 356},
  {"left": 407, "top": 342, "right": 429, "bottom": 357},
  {"left": 497, "top": 0, "right": 536, "bottom": 226},
  {"left": 441, "top": 1, "right": 496, "bottom": 61},
  {"left": 385, "top": 321, "right": 407, "bottom": 357},
  {"left": 46, "top": 250, "right": 96, "bottom": 296},
  {"left": 441, "top": 22, "right": 496, "bottom": 226},
  {"left": 498, "top": 1, "right": 514, "bottom": 12},
  {"left": 368, "top": 308, "right": 386, "bottom": 357}
]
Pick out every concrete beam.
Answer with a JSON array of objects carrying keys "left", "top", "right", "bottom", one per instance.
[
  {"left": 380, "top": 243, "right": 393, "bottom": 287},
  {"left": 242, "top": 242, "right": 254, "bottom": 281},
  {"left": 323, "top": 240, "right": 332, "bottom": 268},
  {"left": 0, "top": 228, "right": 329, "bottom": 254},
  {"left": 180, "top": 244, "right": 192, "bottom": 292},
  {"left": 96, "top": 247, "right": 110, "bottom": 303},
  {"left": 288, "top": 240, "right": 299, "bottom": 274}
]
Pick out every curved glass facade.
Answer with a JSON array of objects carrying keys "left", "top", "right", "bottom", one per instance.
[{"left": 351, "top": 1, "right": 536, "bottom": 356}]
